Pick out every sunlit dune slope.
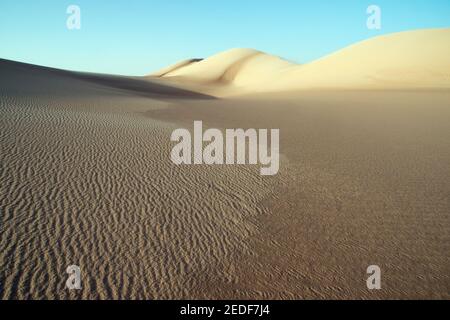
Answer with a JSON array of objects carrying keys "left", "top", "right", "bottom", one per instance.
[
  {"left": 152, "top": 29, "right": 450, "bottom": 94},
  {"left": 151, "top": 48, "right": 296, "bottom": 88}
]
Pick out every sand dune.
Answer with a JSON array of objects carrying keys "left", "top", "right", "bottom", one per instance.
[
  {"left": 150, "top": 48, "right": 295, "bottom": 91},
  {"left": 153, "top": 29, "right": 450, "bottom": 95},
  {"left": 0, "top": 59, "right": 213, "bottom": 100},
  {"left": 267, "top": 28, "right": 450, "bottom": 91}
]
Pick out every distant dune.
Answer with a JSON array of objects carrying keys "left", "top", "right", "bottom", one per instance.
[
  {"left": 152, "top": 29, "right": 450, "bottom": 95},
  {"left": 151, "top": 48, "right": 295, "bottom": 87}
]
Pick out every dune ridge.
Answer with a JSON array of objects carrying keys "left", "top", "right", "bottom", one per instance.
[
  {"left": 0, "top": 58, "right": 214, "bottom": 100},
  {"left": 151, "top": 58, "right": 204, "bottom": 77},
  {"left": 151, "top": 48, "right": 295, "bottom": 87}
]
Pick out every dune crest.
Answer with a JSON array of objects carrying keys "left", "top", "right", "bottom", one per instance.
[
  {"left": 268, "top": 28, "right": 450, "bottom": 91},
  {"left": 151, "top": 48, "right": 295, "bottom": 88},
  {"left": 152, "top": 29, "right": 450, "bottom": 95},
  {"left": 151, "top": 58, "right": 204, "bottom": 77}
]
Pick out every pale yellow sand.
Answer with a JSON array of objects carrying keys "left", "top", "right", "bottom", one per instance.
[
  {"left": 153, "top": 29, "right": 450, "bottom": 96},
  {"left": 1, "top": 29, "right": 450, "bottom": 299}
]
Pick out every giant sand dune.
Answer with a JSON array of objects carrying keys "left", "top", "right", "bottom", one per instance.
[{"left": 153, "top": 29, "right": 450, "bottom": 95}]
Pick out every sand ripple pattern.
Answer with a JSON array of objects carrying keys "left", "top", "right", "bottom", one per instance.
[{"left": 0, "top": 94, "right": 272, "bottom": 299}]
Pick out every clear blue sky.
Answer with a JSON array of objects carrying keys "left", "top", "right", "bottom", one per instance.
[{"left": 1, "top": 0, "right": 449, "bottom": 75}]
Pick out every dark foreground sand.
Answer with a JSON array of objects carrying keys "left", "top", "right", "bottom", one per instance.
[{"left": 0, "top": 59, "right": 449, "bottom": 299}]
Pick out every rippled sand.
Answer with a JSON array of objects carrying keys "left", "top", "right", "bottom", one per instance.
[{"left": 1, "top": 59, "right": 449, "bottom": 299}]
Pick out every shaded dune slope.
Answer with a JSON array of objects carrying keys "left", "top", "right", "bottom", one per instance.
[
  {"left": 151, "top": 58, "right": 204, "bottom": 77},
  {"left": 0, "top": 59, "right": 214, "bottom": 100}
]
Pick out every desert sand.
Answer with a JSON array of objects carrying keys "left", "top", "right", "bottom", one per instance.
[
  {"left": 0, "top": 29, "right": 449, "bottom": 299},
  {"left": 152, "top": 29, "right": 450, "bottom": 96}
]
